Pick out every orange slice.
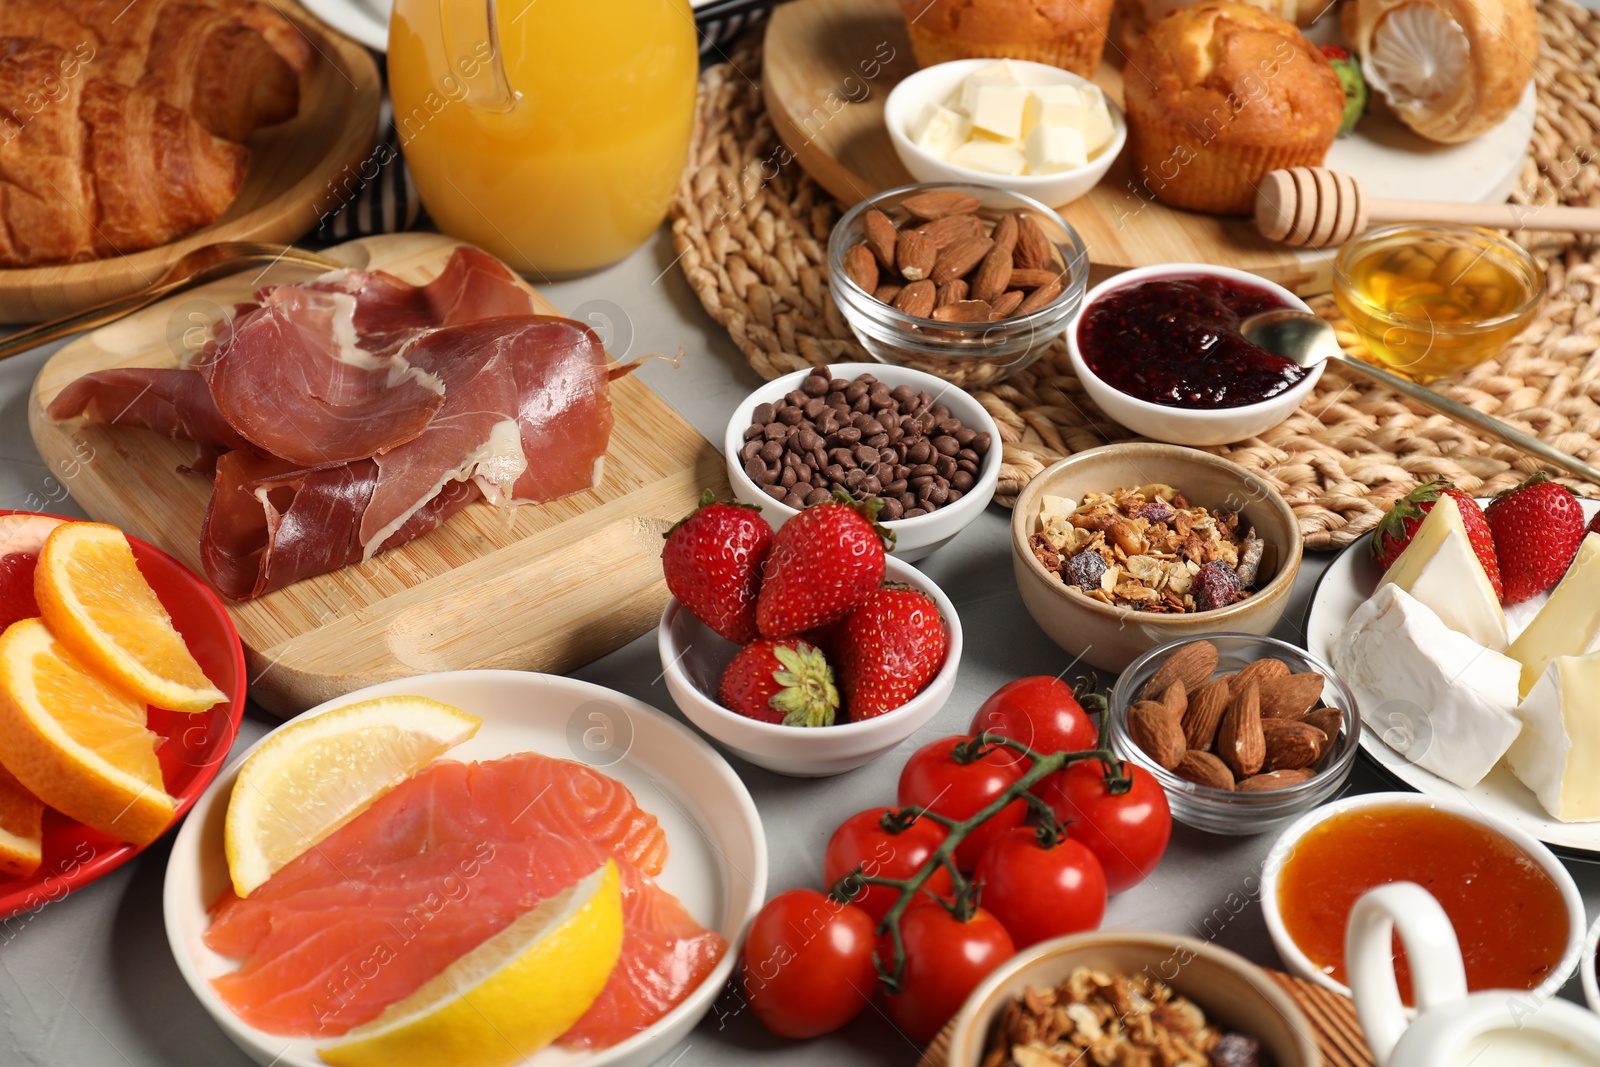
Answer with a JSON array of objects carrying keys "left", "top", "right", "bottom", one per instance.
[
  {"left": 0, "top": 764, "right": 42, "bottom": 877},
  {"left": 35, "top": 522, "right": 224, "bottom": 714},
  {"left": 0, "top": 618, "right": 176, "bottom": 847}
]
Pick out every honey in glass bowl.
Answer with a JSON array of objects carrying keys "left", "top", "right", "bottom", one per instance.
[{"left": 1332, "top": 224, "right": 1542, "bottom": 384}]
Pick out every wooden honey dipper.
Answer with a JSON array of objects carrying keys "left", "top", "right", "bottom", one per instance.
[{"left": 1254, "top": 167, "right": 1600, "bottom": 248}]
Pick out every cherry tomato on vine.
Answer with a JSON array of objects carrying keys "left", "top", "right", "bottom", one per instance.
[
  {"left": 898, "top": 736, "right": 1028, "bottom": 871},
  {"left": 742, "top": 889, "right": 878, "bottom": 1039},
  {"left": 973, "top": 828, "right": 1107, "bottom": 947},
  {"left": 969, "top": 677, "right": 1099, "bottom": 777},
  {"left": 879, "top": 902, "right": 1015, "bottom": 1042},
  {"left": 1039, "top": 758, "right": 1171, "bottom": 894},
  {"left": 823, "top": 808, "right": 956, "bottom": 922}
]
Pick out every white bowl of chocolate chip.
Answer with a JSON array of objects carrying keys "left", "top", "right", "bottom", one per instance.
[{"left": 724, "top": 363, "right": 1002, "bottom": 562}]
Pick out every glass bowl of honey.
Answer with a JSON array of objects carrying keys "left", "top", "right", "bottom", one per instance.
[{"left": 1332, "top": 224, "right": 1542, "bottom": 383}]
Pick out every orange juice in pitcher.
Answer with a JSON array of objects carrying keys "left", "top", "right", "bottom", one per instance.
[{"left": 388, "top": 0, "right": 698, "bottom": 275}]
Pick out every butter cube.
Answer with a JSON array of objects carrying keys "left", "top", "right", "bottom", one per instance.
[
  {"left": 1079, "top": 86, "right": 1116, "bottom": 155},
  {"left": 971, "top": 126, "right": 1023, "bottom": 149},
  {"left": 969, "top": 83, "right": 1029, "bottom": 139},
  {"left": 974, "top": 59, "right": 1022, "bottom": 80},
  {"left": 909, "top": 103, "right": 972, "bottom": 160},
  {"left": 948, "top": 138, "right": 1027, "bottom": 175},
  {"left": 1022, "top": 84, "right": 1087, "bottom": 135},
  {"left": 958, "top": 69, "right": 1020, "bottom": 116},
  {"left": 1025, "top": 123, "right": 1089, "bottom": 174}
]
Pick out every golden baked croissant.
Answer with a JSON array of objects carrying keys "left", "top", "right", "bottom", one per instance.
[{"left": 0, "top": 37, "right": 248, "bottom": 267}]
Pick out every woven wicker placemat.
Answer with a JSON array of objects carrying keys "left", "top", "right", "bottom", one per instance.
[{"left": 670, "top": 2, "right": 1600, "bottom": 549}]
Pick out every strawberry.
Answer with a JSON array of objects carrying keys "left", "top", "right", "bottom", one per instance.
[
  {"left": 717, "top": 637, "right": 839, "bottom": 726},
  {"left": 1586, "top": 510, "right": 1600, "bottom": 540},
  {"left": 836, "top": 587, "right": 946, "bottom": 720},
  {"left": 0, "top": 553, "right": 38, "bottom": 632},
  {"left": 662, "top": 490, "right": 772, "bottom": 644},
  {"left": 756, "top": 492, "right": 890, "bottom": 637},
  {"left": 1485, "top": 473, "right": 1587, "bottom": 604},
  {"left": 1371, "top": 480, "right": 1502, "bottom": 599}
]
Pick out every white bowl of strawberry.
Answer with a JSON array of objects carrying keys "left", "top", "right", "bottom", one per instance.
[{"left": 658, "top": 492, "right": 961, "bottom": 777}]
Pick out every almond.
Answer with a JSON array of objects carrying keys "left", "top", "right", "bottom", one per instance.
[
  {"left": 1262, "top": 719, "right": 1326, "bottom": 771},
  {"left": 863, "top": 209, "right": 898, "bottom": 270},
  {"left": 892, "top": 279, "right": 937, "bottom": 318},
  {"left": 936, "top": 279, "right": 968, "bottom": 308},
  {"left": 970, "top": 244, "right": 1014, "bottom": 304},
  {"left": 1300, "top": 706, "right": 1344, "bottom": 744},
  {"left": 989, "top": 290, "right": 1024, "bottom": 319},
  {"left": 897, "top": 229, "right": 937, "bottom": 282},
  {"left": 1237, "top": 769, "right": 1314, "bottom": 792},
  {"left": 843, "top": 243, "right": 879, "bottom": 293},
  {"left": 990, "top": 212, "right": 1019, "bottom": 258},
  {"left": 1129, "top": 702, "right": 1185, "bottom": 769},
  {"left": 1230, "top": 657, "right": 1290, "bottom": 695},
  {"left": 1216, "top": 682, "right": 1265, "bottom": 778},
  {"left": 1259, "top": 673, "right": 1326, "bottom": 719},
  {"left": 1017, "top": 278, "right": 1064, "bottom": 314},
  {"left": 931, "top": 236, "right": 994, "bottom": 286},
  {"left": 1175, "top": 750, "right": 1234, "bottom": 790},
  {"left": 1160, "top": 681, "right": 1187, "bottom": 722},
  {"left": 874, "top": 283, "right": 903, "bottom": 304},
  {"left": 931, "top": 299, "right": 994, "bottom": 323},
  {"left": 1140, "top": 640, "right": 1219, "bottom": 701},
  {"left": 902, "top": 190, "right": 981, "bottom": 220},
  {"left": 1180, "top": 676, "right": 1231, "bottom": 751},
  {"left": 1014, "top": 213, "right": 1054, "bottom": 270},
  {"left": 1008, "top": 268, "right": 1066, "bottom": 289},
  {"left": 916, "top": 213, "right": 984, "bottom": 249}
]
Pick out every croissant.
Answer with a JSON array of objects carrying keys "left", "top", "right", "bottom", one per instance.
[{"left": 0, "top": 37, "right": 248, "bottom": 267}]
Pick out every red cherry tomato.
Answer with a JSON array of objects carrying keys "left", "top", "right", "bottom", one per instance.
[
  {"left": 969, "top": 677, "right": 1099, "bottom": 772},
  {"left": 823, "top": 808, "right": 956, "bottom": 923},
  {"left": 879, "top": 902, "right": 1015, "bottom": 1042},
  {"left": 742, "top": 889, "right": 879, "bottom": 1038},
  {"left": 1040, "top": 758, "right": 1171, "bottom": 894},
  {"left": 898, "top": 736, "right": 1028, "bottom": 871},
  {"left": 973, "top": 827, "right": 1107, "bottom": 948}
]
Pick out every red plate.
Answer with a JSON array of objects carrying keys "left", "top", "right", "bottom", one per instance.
[{"left": 0, "top": 512, "right": 247, "bottom": 920}]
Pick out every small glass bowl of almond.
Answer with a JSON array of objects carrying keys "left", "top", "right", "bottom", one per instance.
[
  {"left": 1109, "top": 634, "right": 1360, "bottom": 836},
  {"left": 826, "top": 182, "right": 1088, "bottom": 389}
]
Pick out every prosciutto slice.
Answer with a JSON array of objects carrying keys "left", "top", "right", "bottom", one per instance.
[{"left": 46, "top": 367, "right": 248, "bottom": 450}]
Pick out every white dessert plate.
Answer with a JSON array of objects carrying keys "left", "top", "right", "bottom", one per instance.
[
  {"left": 163, "top": 670, "right": 766, "bottom": 1067},
  {"left": 301, "top": 0, "right": 391, "bottom": 52},
  {"left": 1304, "top": 498, "right": 1600, "bottom": 856}
]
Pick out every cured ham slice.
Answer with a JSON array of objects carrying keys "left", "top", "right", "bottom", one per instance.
[{"left": 45, "top": 367, "right": 248, "bottom": 450}]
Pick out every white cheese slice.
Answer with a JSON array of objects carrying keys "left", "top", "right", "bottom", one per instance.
[
  {"left": 1332, "top": 583, "right": 1522, "bottom": 788},
  {"left": 909, "top": 103, "right": 972, "bottom": 160},
  {"left": 1506, "top": 533, "right": 1600, "bottom": 697},
  {"left": 1378, "top": 494, "right": 1508, "bottom": 650},
  {"left": 969, "top": 83, "right": 1029, "bottom": 140},
  {"left": 1025, "top": 123, "right": 1089, "bottom": 174},
  {"left": 1508, "top": 652, "right": 1600, "bottom": 822},
  {"left": 947, "top": 138, "right": 1027, "bottom": 176}
]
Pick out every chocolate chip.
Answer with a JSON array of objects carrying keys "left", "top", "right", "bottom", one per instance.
[
  {"left": 753, "top": 402, "right": 775, "bottom": 425},
  {"left": 907, "top": 440, "right": 932, "bottom": 464},
  {"left": 744, "top": 456, "right": 766, "bottom": 482},
  {"left": 955, "top": 426, "right": 976, "bottom": 446},
  {"left": 934, "top": 435, "right": 960, "bottom": 456},
  {"left": 952, "top": 470, "right": 975, "bottom": 491},
  {"left": 804, "top": 397, "right": 828, "bottom": 419},
  {"left": 857, "top": 446, "right": 881, "bottom": 467},
  {"left": 912, "top": 463, "right": 939, "bottom": 479},
  {"left": 801, "top": 372, "right": 830, "bottom": 397},
  {"left": 785, "top": 390, "right": 807, "bottom": 406},
  {"left": 759, "top": 440, "right": 782, "bottom": 463},
  {"left": 783, "top": 490, "right": 808, "bottom": 508},
  {"left": 763, "top": 483, "right": 786, "bottom": 501},
  {"left": 763, "top": 424, "right": 786, "bottom": 441},
  {"left": 805, "top": 487, "right": 831, "bottom": 505},
  {"left": 879, "top": 497, "right": 904, "bottom": 520},
  {"left": 743, "top": 424, "right": 763, "bottom": 441},
  {"left": 866, "top": 433, "right": 890, "bottom": 450},
  {"left": 957, "top": 458, "right": 978, "bottom": 475},
  {"left": 740, "top": 439, "right": 761, "bottom": 462},
  {"left": 971, "top": 432, "right": 991, "bottom": 454},
  {"left": 935, "top": 454, "right": 957, "bottom": 479},
  {"left": 829, "top": 378, "right": 850, "bottom": 392},
  {"left": 904, "top": 507, "right": 926, "bottom": 517},
  {"left": 891, "top": 385, "right": 915, "bottom": 403}
]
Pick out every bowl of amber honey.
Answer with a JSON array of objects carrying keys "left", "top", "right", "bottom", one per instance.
[{"left": 1332, "top": 224, "right": 1542, "bottom": 383}]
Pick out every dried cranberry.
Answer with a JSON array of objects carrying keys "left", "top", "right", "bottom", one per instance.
[
  {"left": 1137, "top": 500, "right": 1175, "bottom": 525},
  {"left": 1064, "top": 550, "right": 1107, "bottom": 589},
  {"left": 1209, "top": 1032, "right": 1263, "bottom": 1067},
  {"left": 0, "top": 553, "right": 39, "bottom": 632},
  {"left": 1192, "top": 560, "right": 1242, "bottom": 612}
]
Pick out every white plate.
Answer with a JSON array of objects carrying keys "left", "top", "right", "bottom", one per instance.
[
  {"left": 1304, "top": 499, "right": 1600, "bottom": 855},
  {"left": 301, "top": 0, "right": 391, "bottom": 52},
  {"left": 162, "top": 670, "right": 767, "bottom": 1067}
]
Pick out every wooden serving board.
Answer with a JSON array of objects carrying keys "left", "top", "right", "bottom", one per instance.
[
  {"left": 28, "top": 233, "right": 727, "bottom": 717},
  {"left": 0, "top": 0, "right": 381, "bottom": 323}
]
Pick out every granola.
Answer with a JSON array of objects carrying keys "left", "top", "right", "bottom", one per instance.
[
  {"left": 1030, "top": 484, "right": 1265, "bottom": 614},
  {"left": 980, "top": 967, "right": 1268, "bottom": 1067}
]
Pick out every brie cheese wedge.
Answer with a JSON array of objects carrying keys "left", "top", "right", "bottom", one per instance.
[
  {"left": 1333, "top": 583, "right": 1521, "bottom": 788},
  {"left": 1378, "top": 494, "right": 1508, "bottom": 650},
  {"left": 1506, "top": 533, "right": 1600, "bottom": 697},
  {"left": 1507, "top": 652, "right": 1600, "bottom": 822}
]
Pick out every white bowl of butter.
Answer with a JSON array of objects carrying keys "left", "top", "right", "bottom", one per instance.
[{"left": 885, "top": 59, "right": 1125, "bottom": 208}]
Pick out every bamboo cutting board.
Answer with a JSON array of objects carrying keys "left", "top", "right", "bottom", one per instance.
[{"left": 28, "top": 233, "right": 726, "bottom": 717}]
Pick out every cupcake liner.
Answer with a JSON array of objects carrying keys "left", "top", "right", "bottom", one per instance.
[
  {"left": 905, "top": 21, "right": 1112, "bottom": 79},
  {"left": 1125, "top": 114, "right": 1331, "bottom": 215}
]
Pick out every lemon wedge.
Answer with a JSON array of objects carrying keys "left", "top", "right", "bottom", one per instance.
[
  {"left": 34, "top": 521, "right": 225, "bottom": 714},
  {"left": 224, "top": 695, "right": 480, "bottom": 897},
  {"left": 318, "top": 860, "right": 624, "bottom": 1067}
]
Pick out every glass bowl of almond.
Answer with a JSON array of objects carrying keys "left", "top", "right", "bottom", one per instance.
[
  {"left": 1108, "top": 634, "right": 1360, "bottom": 835},
  {"left": 826, "top": 182, "right": 1088, "bottom": 389}
]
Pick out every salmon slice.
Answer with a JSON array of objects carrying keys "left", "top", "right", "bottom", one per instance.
[{"left": 204, "top": 755, "right": 721, "bottom": 1047}]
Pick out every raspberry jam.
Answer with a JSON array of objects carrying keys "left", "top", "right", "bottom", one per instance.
[{"left": 1077, "top": 274, "right": 1308, "bottom": 409}]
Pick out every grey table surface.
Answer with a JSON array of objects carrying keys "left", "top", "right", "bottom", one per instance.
[{"left": 1, "top": 225, "right": 1597, "bottom": 1067}]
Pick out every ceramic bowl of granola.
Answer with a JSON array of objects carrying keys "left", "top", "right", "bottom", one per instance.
[
  {"left": 1009, "top": 443, "right": 1302, "bottom": 674},
  {"left": 945, "top": 930, "right": 1319, "bottom": 1067}
]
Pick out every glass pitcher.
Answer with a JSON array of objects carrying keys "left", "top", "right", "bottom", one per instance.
[{"left": 388, "top": 0, "right": 698, "bottom": 275}]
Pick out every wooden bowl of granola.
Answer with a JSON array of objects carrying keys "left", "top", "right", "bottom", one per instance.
[
  {"left": 946, "top": 931, "right": 1320, "bottom": 1067},
  {"left": 1009, "top": 443, "right": 1302, "bottom": 674}
]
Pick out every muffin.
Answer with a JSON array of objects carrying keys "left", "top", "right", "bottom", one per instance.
[
  {"left": 1122, "top": 2, "right": 1345, "bottom": 215},
  {"left": 1116, "top": 0, "right": 1322, "bottom": 50},
  {"left": 897, "top": 0, "right": 1115, "bottom": 79}
]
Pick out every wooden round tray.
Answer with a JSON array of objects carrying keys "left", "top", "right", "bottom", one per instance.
[{"left": 0, "top": 0, "right": 381, "bottom": 324}]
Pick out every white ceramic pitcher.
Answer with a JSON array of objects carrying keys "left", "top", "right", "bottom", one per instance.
[{"left": 1347, "top": 882, "right": 1600, "bottom": 1067}]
